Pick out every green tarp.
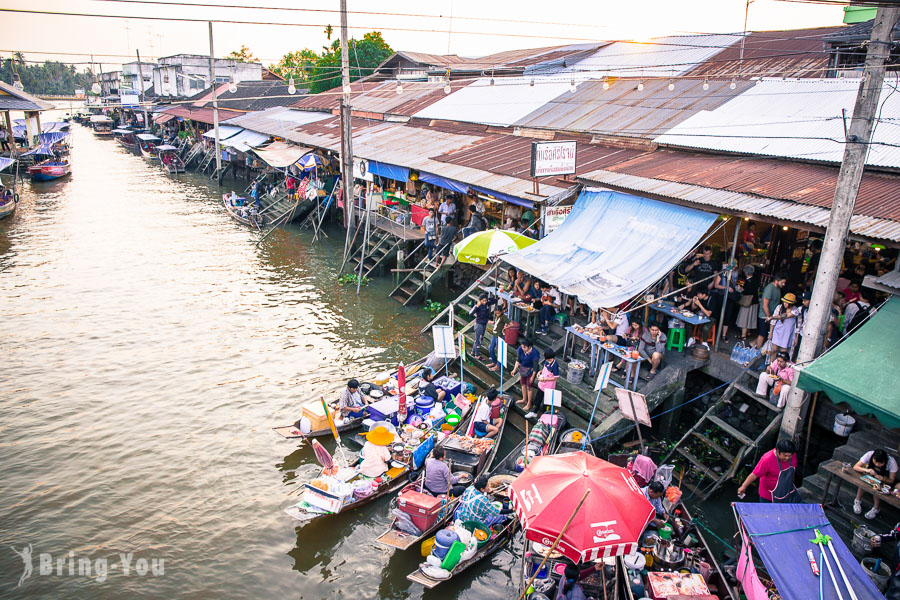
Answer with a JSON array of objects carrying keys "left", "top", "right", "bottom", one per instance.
[{"left": 796, "top": 296, "right": 900, "bottom": 428}]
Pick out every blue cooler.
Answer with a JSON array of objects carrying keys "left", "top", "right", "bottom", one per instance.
[
  {"left": 414, "top": 396, "right": 435, "bottom": 416},
  {"left": 433, "top": 529, "right": 459, "bottom": 560},
  {"left": 433, "top": 376, "right": 462, "bottom": 398}
]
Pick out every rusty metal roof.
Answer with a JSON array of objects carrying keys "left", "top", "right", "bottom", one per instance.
[
  {"left": 512, "top": 78, "right": 752, "bottom": 138},
  {"left": 687, "top": 27, "right": 842, "bottom": 79},
  {"left": 290, "top": 79, "right": 471, "bottom": 116}
]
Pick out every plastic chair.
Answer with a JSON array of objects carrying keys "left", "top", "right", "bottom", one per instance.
[
  {"left": 553, "top": 312, "right": 569, "bottom": 327},
  {"left": 666, "top": 327, "right": 686, "bottom": 352},
  {"left": 692, "top": 323, "right": 716, "bottom": 344}
]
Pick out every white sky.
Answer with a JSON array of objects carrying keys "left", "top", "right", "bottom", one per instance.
[{"left": 1, "top": 0, "right": 847, "bottom": 70}]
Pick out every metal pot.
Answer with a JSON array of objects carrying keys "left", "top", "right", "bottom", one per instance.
[
  {"left": 652, "top": 541, "right": 686, "bottom": 570},
  {"left": 691, "top": 345, "right": 710, "bottom": 360}
]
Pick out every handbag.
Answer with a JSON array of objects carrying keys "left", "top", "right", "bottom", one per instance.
[
  {"left": 738, "top": 294, "right": 754, "bottom": 308},
  {"left": 537, "top": 366, "right": 556, "bottom": 392}
]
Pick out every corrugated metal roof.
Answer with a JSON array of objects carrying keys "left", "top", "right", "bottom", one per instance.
[
  {"left": 413, "top": 76, "right": 577, "bottom": 126},
  {"left": 567, "top": 34, "right": 744, "bottom": 77},
  {"left": 579, "top": 168, "right": 900, "bottom": 243},
  {"left": 223, "top": 107, "right": 331, "bottom": 137},
  {"left": 654, "top": 78, "right": 900, "bottom": 168},
  {"left": 601, "top": 149, "right": 900, "bottom": 222},
  {"left": 292, "top": 80, "right": 471, "bottom": 116},
  {"left": 513, "top": 78, "right": 752, "bottom": 138},
  {"left": 873, "top": 269, "right": 900, "bottom": 291},
  {"left": 158, "top": 105, "right": 242, "bottom": 124},
  {"left": 0, "top": 80, "right": 54, "bottom": 111},
  {"left": 687, "top": 27, "right": 842, "bottom": 79}
]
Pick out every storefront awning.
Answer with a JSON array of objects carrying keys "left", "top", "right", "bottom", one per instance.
[
  {"left": 502, "top": 188, "right": 717, "bottom": 309},
  {"left": 37, "top": 131, "right": 69, "bottom": 144},
  {"left": 419, "top": 171, "right": 533, "bottom": 208},
  {"left": 251, "top": 142, "right": 311, "bottom": 168},
  {"left": 224, "top": 130, "right": 269, "bottom": 153},
  {"left": 368, "top": 160, "right": 409, "bottom": 182},
  {"left": 0, "top": 157, "right": 14, "bottom": 172},
  {"left": 796, "top": 296, "right": 900, "bottom": 427},
  {"left": 734, "top": 503, "right": 883, "bottom": 600},
  {"left": 154, "top": 113, "right": 175, "bottom": 125}
]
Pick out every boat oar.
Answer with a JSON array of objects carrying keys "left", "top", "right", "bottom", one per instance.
[
  {"left": 811, "top": 529, "right": 844, "bottom": 600},
  {"left": 517, "top": 489, "right": 591, "bottom": 600},
  {"left": 819, "top": 529, "right": 859, "bottom": 600}
]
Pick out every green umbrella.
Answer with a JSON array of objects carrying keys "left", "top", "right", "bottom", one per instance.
[{"left": 452, "top": 229, "right": 536, "bottom": 265}]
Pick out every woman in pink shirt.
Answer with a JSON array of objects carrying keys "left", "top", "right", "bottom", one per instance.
[{"left": 737, "top": 439, "right": 798, "bottom": 502}]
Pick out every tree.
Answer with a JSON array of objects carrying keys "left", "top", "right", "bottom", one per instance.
[
  {"left": 0, "top": 58, "right": 94, "bottom": 95},
  {"left": 308, "top": 31, "right": 393, "bottom": 94},
  {"left": 268, "top": 49, "right": 319, "bottom": 84},
  {"left": 226, "top": 45, "right": 256, "bottom": 63}
]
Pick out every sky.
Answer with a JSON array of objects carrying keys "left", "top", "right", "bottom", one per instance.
[{"left": 1, "top": 0, "right": 847, "bottom": 71}]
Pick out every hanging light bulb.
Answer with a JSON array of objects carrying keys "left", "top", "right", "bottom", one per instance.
[
  {"left": 91, "top": 81, "right": 101, "bottom": 94},
  {"left": 667, "top": 81, "right": 675, "bottom": 91},
  {"left": 602, "top": 80, "right": 610, "bottom": 91},
  {"left": 443, "top": 79, "right": 451, "bottom": 94},
  {"left": 395, "top": 80, "right": 403, "bottom": 95},
  {"left": 489, "top": 77, "right": 495, "bottom": 86},
  {"left": 702, "top": 79, "right": 710, "bottom": 91},
  {"left": 228, "top": 80, "right": 238, "bottom": 94},
  {"left": 637, "top": 81, "right": 644, "bottom": 91},
  {"left": 729, "top": 79, "right": 737, "bottom": 90},
  {"left": 13, "top": 79, "right": 24, "bottom": 91},
  {"left": 288, "top": 77, "right": 297, "bottom": 95},
  {"left": 570, "top": 78, "right": 577, "bottom": 93},
  {"left": 529, "top": 78, "right": 535, "bottom": 87}
]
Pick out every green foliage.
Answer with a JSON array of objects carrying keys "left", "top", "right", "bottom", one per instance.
[
  {"left": 338, "top": 273, "right": 370, "bottom": 286},
  {"left": 226, "top": 45, "right": 256, "bottom": 63},
  {"left": 268, "top": 49, "right": 319, "bottom": 84},
  {"left": 308, "top": 32, "right": 393, "bottom": 94},
  {"left": 0, "top": 55, "right": 95, "bottom": 95},
  {"left": 424, "top": 300, "right": 445, "bottom": 315}
]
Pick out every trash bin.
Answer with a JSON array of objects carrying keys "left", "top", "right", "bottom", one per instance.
[{"left": 504, "top": 321, "right": 520, "bottom": 345}]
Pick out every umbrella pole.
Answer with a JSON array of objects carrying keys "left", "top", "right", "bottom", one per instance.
[
  {"left": 523, "top": 420, "right": 530, "bottom": 468},
  {"left": 582, "top": 388, "right": 602, "bottom": 451},
  {"left": 600, "top": 563, "right": 608, "bottom": 600},
  {"left": 517, "top": 489, "right": 591, "bottom": 600}
]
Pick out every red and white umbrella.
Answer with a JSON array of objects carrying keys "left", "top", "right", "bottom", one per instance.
[
  {"left": 397, "top": 363, "right": 407, "bottom": 422},
  {"left": 509, "top": 451, "right": 654, "bottom": 562}
]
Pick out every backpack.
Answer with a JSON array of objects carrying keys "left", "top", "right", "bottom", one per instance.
[{"left": 845, "top": 302, "right": 872, "bottom": 334}]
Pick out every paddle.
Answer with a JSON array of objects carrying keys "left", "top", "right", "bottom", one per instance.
[{"left": 518, "top": 488, "right": 591, "bottom": 600}]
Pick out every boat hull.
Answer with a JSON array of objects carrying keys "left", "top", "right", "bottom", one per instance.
[
  {"left": 28, "top": 162, "right": 70, "bottom": 181},
  {"left": 0, "top": 199, "right": 16, "bottom": 220}
]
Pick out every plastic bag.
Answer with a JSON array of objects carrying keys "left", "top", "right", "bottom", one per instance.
[
  {"left": 392, "top": 508, "right": 423, "bottom": 536},
  {"left": 425, "top": 554, "right": 442, "bottom": 568},
  {"left": 460, "top": 538, "right": 477, "bottom": 561},
  {"left": 453, "top": 520, "right": 473, "bottom": 546}
]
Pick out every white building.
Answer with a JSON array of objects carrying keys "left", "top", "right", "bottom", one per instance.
[
  {"left": 121, "top": 61, "right": 156, "bottom": 96},
  {"left": 151, "top": 55, "right": 262, "bottom": 99}
]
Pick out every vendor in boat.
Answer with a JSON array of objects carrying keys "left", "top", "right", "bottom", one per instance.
[
  {"left": 641, "top": 481, "right": 669, "bottom": 528},
  {"left": 338, "top": 379, "right": 369, "bottom": 419},
  {"left": 418, "top": 368, "right": 446, "bottom": 403},
  {"left": 359, "top": 425, "right": 394, "bottom": 478},
  {"left": 455, "top": 476, "right": 513, "bottom": 526},
  {"left": 555, "top": 563, "right": 589, "bottom": 600},
  {"left": 473, "top": 388, "right": 503, "bottom": 439},
  {"left": 422, "top": 446, "right": 464, "bottom": 497}
]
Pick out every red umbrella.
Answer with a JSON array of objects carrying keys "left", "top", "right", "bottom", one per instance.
[
  {"left": 311, "top": 439, "right": 334, "bottom": 470},
  {"left": 397, "top": 363, "right": 407, "bottom": 422},
  {"left": 510, "top": 451, "right": 654, "bottom": 562}
]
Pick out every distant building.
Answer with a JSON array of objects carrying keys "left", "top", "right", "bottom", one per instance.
[
  {"left": 152, "top": 55, "right": 262, "bottom": 99},
  {"left": 121, "top": 61, "right": 156, "bottom": 96},
  {"left": 99, "top": 70, "right": 123, "bottom": 103}
]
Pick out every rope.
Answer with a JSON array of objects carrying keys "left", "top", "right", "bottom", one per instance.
[
  {"left": 748, "top": 522, "right": 830, "bottom": 537},
  {"left": 693, "top": 519, "right": 736, "bottom": 553}
]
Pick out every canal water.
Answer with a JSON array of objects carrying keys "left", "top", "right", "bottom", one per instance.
[{"left": 0, "top": 121, "right": 524, "bottom": 598}]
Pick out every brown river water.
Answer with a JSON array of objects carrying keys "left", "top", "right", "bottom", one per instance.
[{"left": 0, "top": 122, "right": 523, "bottom": 599}]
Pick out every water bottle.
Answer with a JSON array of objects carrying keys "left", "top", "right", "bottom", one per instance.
[{"left": 730, "top": 342, "right": 740, "bottom": 363}]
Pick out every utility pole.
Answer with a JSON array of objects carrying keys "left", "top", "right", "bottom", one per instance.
[
  {"left": 135, "top": 49, "right": 150, "bottom": 131},
  {"left": 781, "top": 5, "right": 900, "bottom": 440},
  {"left": 208, "top": 20, "right": 222, "bottom": 183},
  {"left": 339, "top": 0, "right": 354, "bottom": 230}
]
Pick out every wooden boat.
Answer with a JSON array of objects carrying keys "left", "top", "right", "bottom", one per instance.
[
  {"left": 28, "top": 159, "right": 71, "bottom": 181},
  {"left": 138, "top": 134, "right": 162, "bottom": 161},
  {"left": 555, "top": 427, "right": 594, "bottom": 455},
  {"left": 375, "top": 394, "right": 512, "bottom": 551},
  {"left": 407, "top": 411, "right": 566, "bottom": 589},
  {"left": 113, "top": 129, "right": 139, "bottom": 152},
  {"left": 223, "top": 193, "right": 268, "bottom": 228},
  {"left": 90, "top": 115, "right": 114, "bottom": 136},
  {"left": 0, "top": 194, "right": 17, "bottom": 220},
  {"left": 273, "top": 359, "right": 429, "bottom": 441},
  {"left": 158, "top": 145, "right": 185, "bottom": 174},
  {"left": 283, "top": 393, "right": 473, "bottom": 525}
]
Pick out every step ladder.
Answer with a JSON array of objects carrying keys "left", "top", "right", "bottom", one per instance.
[
  {"left": 197, "top": 148, "right": 216, "bottom": 173},
  {"left": 348, "top": 229, "right": 402, "bottom": 279},
  {"left": 661, "top": 354, "right": 783, "bottom": 500},
  {"left": 183, "top": 142, "right": 204, "bottom": 167},
  {"left": 389, "top": 253, "right": 453, "bottom": 306}
]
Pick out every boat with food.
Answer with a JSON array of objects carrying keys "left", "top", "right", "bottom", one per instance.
[
  {"left": 137, "top": 134, "right": 162, "bottom": 161},
  {"left": 283, "top": 380, "right": 474, "bottom": 524},
  {"left": 406, "top": 410, "right": 566, "bottom": 588},
  {"left": 89, "top": 115, "right": 114, "bottom": 136},
  {"left": 273, "top": 359, "right": 429, "bottom": 441},
  {"left": 113, "top": 129, "right": 139, "bottom": 152},
  {"left": 375, "top": 393, "right": 512, "bottom": 551},
  {"left": 156, "top": 145, "right": 184, "bottom": 174},
  {"left": 223, "top": 192, "right": 268, "bottom": 228}
]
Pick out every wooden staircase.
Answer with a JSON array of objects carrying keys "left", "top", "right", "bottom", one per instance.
[
  {"left": 346, "top": 228, "right": 402, "bottom": 279},
  {"left": 182, "top": 142, "right": 204, "bottom": 168},
  {"left": 389, "top": 252, "right": 454, "bottom": 306},
  {"left": 662, "top": 353, "right": 783, "bottom": 500}
]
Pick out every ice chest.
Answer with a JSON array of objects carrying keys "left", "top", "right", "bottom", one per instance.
[
  {"left": 397, "top": 489, "right": 445, "bottom": 532},
  {"left": 301, "top": 403, "right": 330, "bottom": 431},
  {"left": 433, "top": 376, "right": 462, "bottom": 398},
  {"left": 367, "top": 397, "right": 400, "bottom": 423}
]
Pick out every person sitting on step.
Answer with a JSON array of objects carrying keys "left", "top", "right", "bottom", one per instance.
[
  {"left": 755, "top": 351, "right": 794, "bottom": 409},
  {"left": 853, "top": 448, "right": 897, "bottom": 520}
]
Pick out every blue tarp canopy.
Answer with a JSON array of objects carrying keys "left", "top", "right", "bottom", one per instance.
[
  {"left": 734, "top": 503, "right": 884, "bottom": 600},
  {"left": 367, "top": 160, "right": 409, "bottom": 183},
  {"left": 418, "top": 171, "right": 533, "bottom": 208},
  {"left": 503, "top": 188, "right": 717, "bottom": 309},
  {"left": 22, "top": 143, "right": 56, "bottom": 157},
  {"left": 37, "top": 131, "right": 69, "bottom": 144},
  {"left": 0, "top": 157, "right": 14, "bottom": 172}
]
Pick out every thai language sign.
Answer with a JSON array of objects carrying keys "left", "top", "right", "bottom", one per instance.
[
  {"left": 543, "top": 205, "right": 572, "bottom": 235},
  {"left": 530, "top": 140, "right": 577, "bottom": 177}
]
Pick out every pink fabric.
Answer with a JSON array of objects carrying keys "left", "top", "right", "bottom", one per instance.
[
  {"left": 537, "top": 366, "right": 557, "bottom": 391},
  {"left": 629, "top": 454, "right": 657, "bottom": 486},
  {"left": 752, "top": 449, "right": 797, "bottom": 501},
  {"left": 737, "top": 528, "right": 770, "bottom": 600},
  {"left": 770, "top": 361, "right": 795, "bottom": 384}
]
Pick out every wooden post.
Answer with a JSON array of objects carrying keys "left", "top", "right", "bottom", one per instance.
[
  {"left": 339, "top": 0, "right": 354, "bottom": 228},
  {"left": 207, "top": 21, "right": 222, "bottom": 182}
]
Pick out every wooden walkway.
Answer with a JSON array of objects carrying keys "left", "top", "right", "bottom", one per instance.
[{"left": 374, "top": 216, "right": 424, "bottom": 241}]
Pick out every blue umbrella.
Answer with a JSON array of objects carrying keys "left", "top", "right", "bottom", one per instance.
[{"left": 297, "top": 153, "right": 323, "bottom": 171}]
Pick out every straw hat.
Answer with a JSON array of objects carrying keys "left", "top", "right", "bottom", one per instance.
[
  {"left": 782, "top": 293, "right": 797, "bottom": 304},
  {"left": 365, "top": 425, "right": 394, "bottom": 446}
]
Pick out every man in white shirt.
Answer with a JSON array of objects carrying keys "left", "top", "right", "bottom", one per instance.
[
  {"left": 843, "top": 288, "right": 872, "bottom": 334},
  {"left": 439, "top": 197, "right": 456, "bottom": 225}
]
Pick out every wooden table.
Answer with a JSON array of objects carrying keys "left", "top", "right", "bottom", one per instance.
[
  {"left": 649, "top": 300, "right": 711, "bottom": 326},
  {"left": 821, "top": 459, "right": 900, "bottom": 510},
  {"left": 562, "top": 326, "right": 606, "bottom": 375}
]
